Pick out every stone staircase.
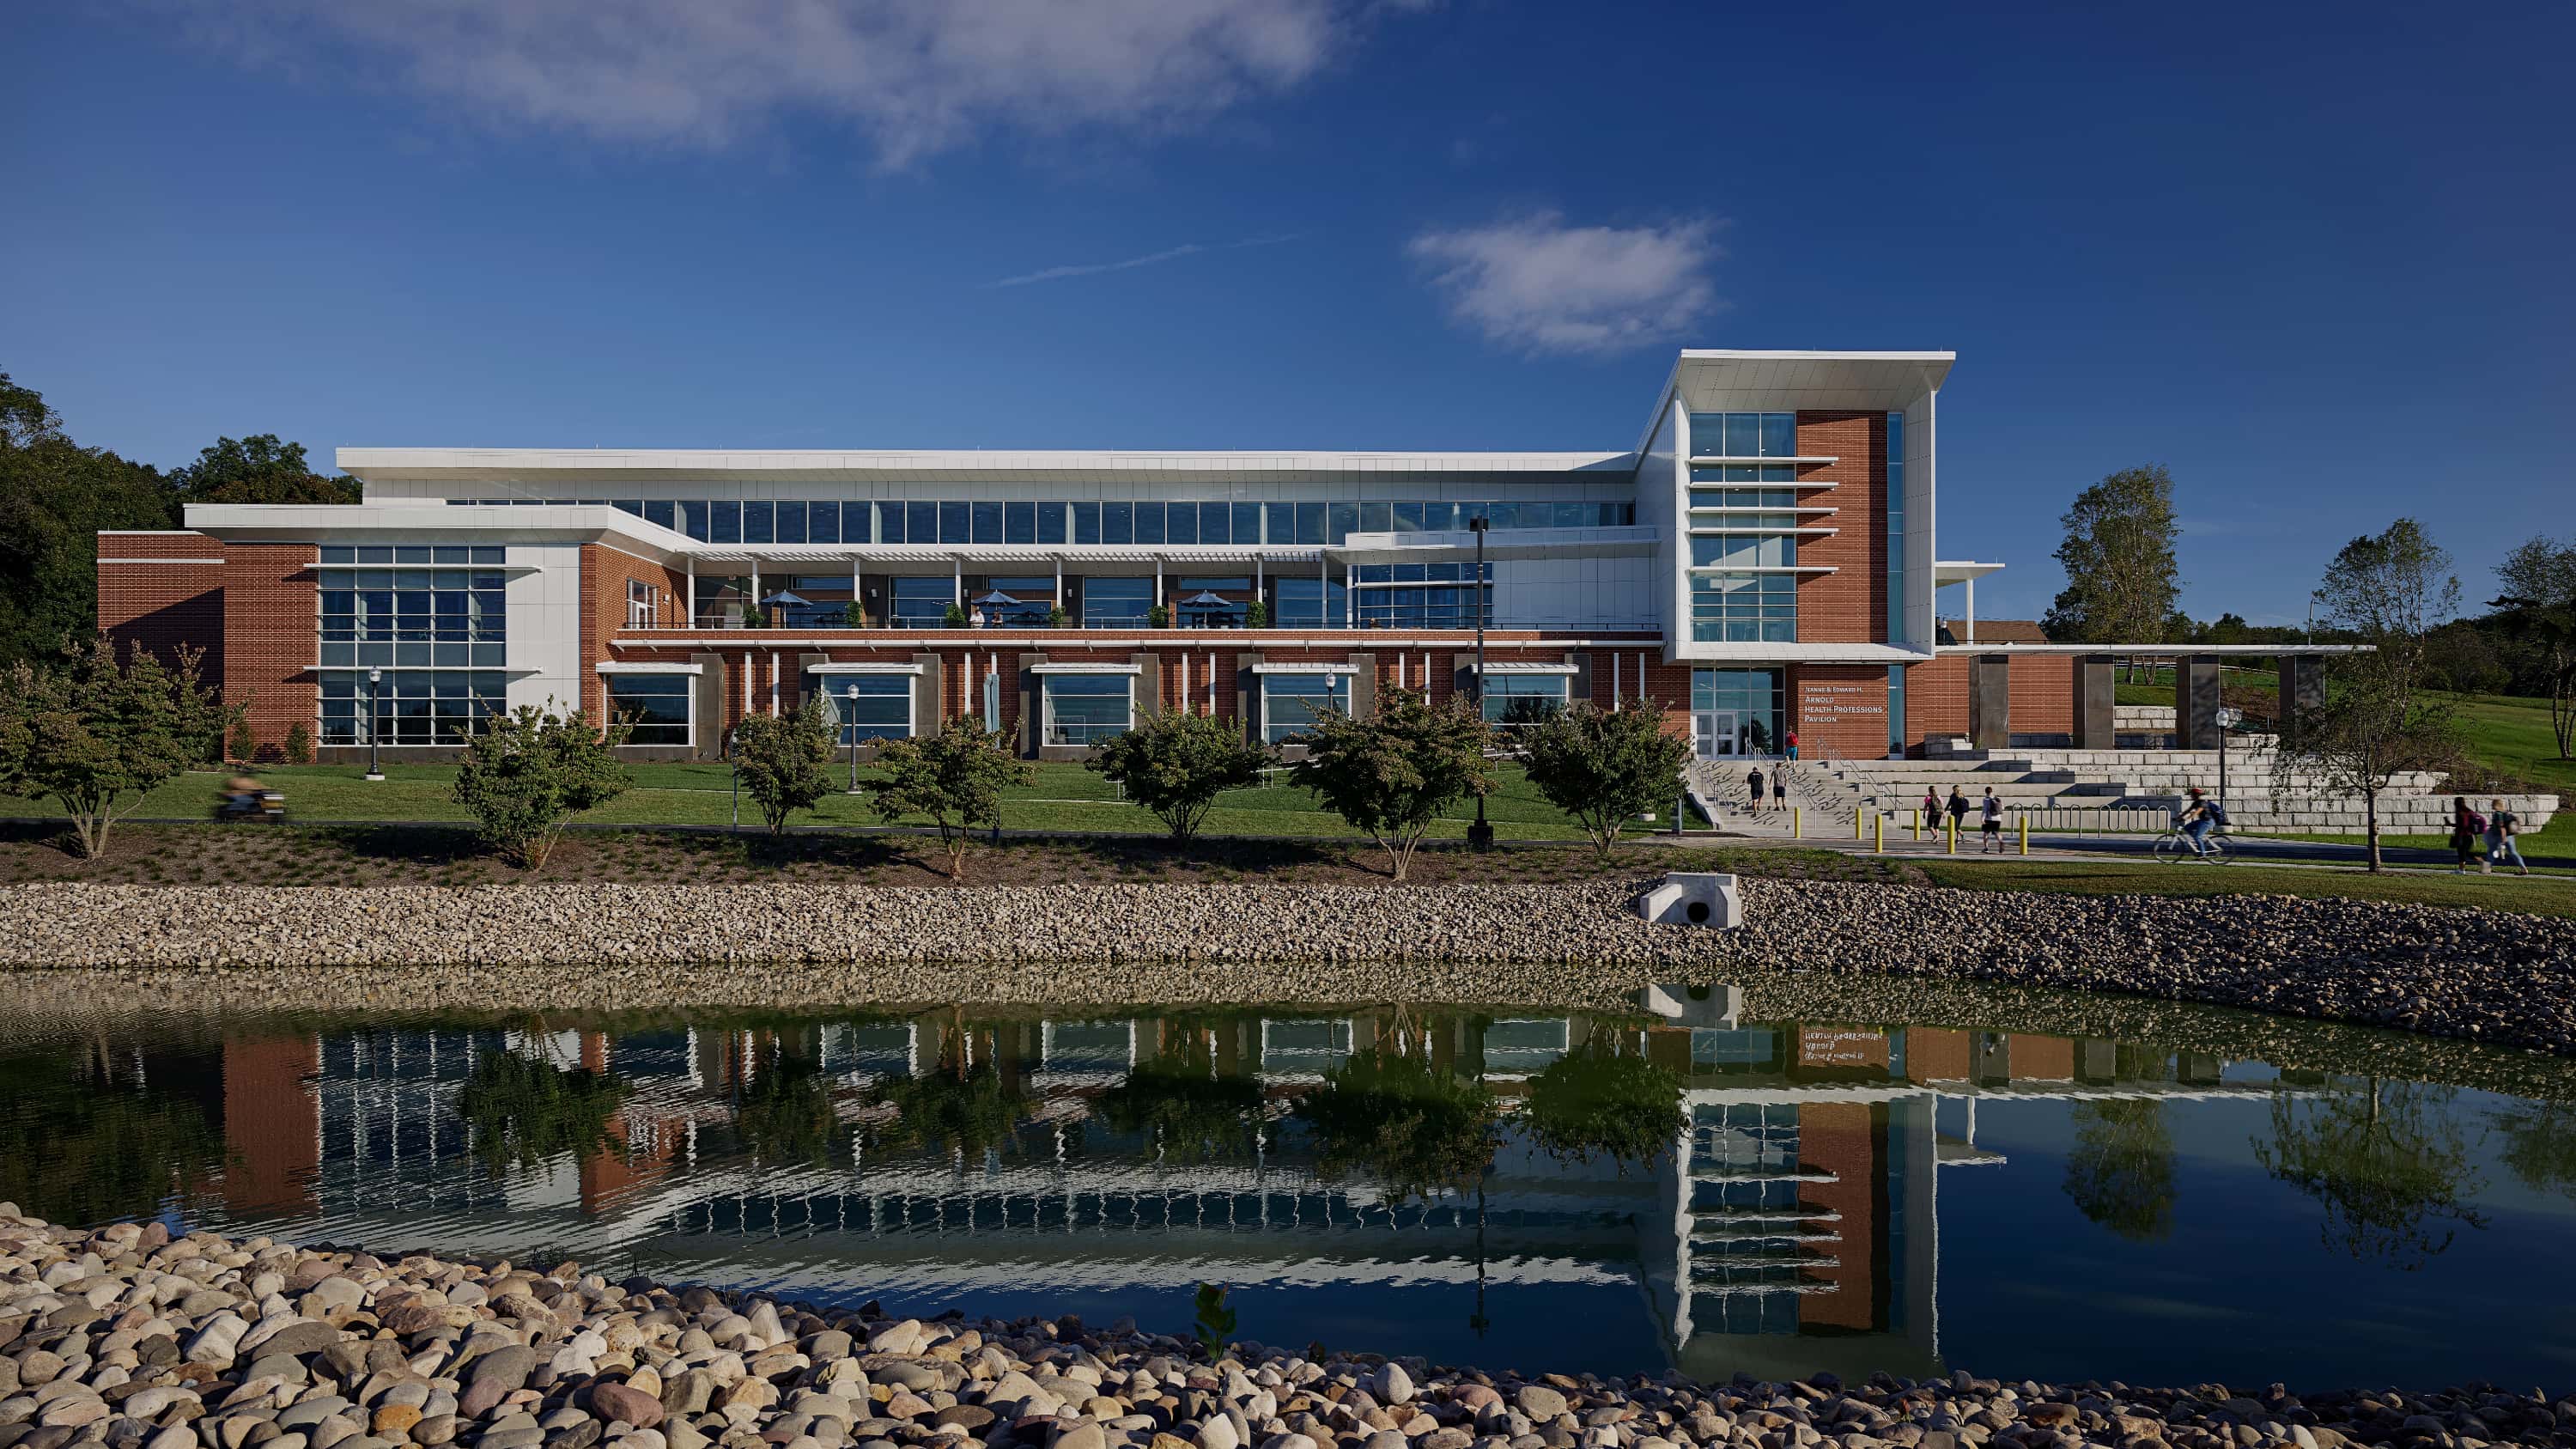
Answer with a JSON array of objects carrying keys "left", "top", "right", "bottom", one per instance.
[{"left": 1809, "top": 738, "right": 2556, "bottom": 835}]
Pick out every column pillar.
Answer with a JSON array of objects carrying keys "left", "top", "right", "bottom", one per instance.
[
  {"left": 2176, "top": 654, "right": 2223, "bottom": 749},
  {"left": 2277, "top": 652, "right": 2325, "bottom": 746},
  {"left": 1968, "top": 653, "right": 2011, "bottom": 751},
  {"left": 2071, "top": 653, "right": 2116, "bottom": 750}
]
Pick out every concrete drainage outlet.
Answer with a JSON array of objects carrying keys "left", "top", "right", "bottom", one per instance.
[{"left": 1635, "top": 872, "right": 1743, "bottom": 928}]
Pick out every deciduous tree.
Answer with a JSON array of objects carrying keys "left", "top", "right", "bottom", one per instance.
[
  {"left": 451, "top": 703, "right": 632, "bottom": 868},
  {"left": 167, "top": 435, "right": 360, "bottom": 506},
  {"left": 2043, "top": 466, "right": 2181, "bottom": 678},
  {"left": 1088, "top": 709, "right": 1274, "bottom": 845},
  {"left": 1516, "top": 700, "right": 1690, "bottom": 858},
  {"left": 0, "top": 639, "right": 234, "bottom": 858},
  {"left": 2277, "top": 519, "right": 2462, "bottom": 871},
  {"left": 863, "top": 716, "right": 1031, "bottom": 880},
  {"left": 1290, "top": 687, "right": 1492, "bottom": 881},
  {"left": 730, "top": 700, "right": 839, "bottom": 834},
  {"left": 0, "top": 371, "right": 179, "bottom": 667},
  {"left": 2492, "top": 534, "right": 2576, "bottom": 760}
]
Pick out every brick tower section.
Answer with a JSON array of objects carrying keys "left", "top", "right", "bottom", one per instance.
[
  {"left": 1792, "top": 411, "right": 1887, "bottom": 644},
  {"left": 222, "top": 543, "right": 321, "bottom": 755},
  {"left": 97, "top": 533, "right": 226, "bottom": 679}
]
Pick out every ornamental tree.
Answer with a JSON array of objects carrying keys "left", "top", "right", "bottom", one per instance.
[
  {"left": 1087, "top": 709, "right": 1274, "bottom": 845},
  {"left": 732, "top": 699, "right": 839, "bottom": 834},
  {"left": 2493, "top": 533, "right": 2576, "bottom": 760},
  {"left": 1515, "top": 700, "right": 1691, "bottom": 858},
  {"left": 1289, "top": 686, "right": 1492, "bottom": 881},
  {"left": 0, "top": 638, "right": 234, "bottom": 858},
  {"left": 451, "top": 703, "right": 632, "bottom": 868},
  {"left": 863, "top": 715, "right": 1031, "bottom": 880}
]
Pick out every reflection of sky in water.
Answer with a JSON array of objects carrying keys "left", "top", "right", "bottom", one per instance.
[{"left": 8, "top": 1000, "right": 2576, "bottom": 1392}]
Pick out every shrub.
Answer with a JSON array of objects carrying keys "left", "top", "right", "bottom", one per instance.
[
  {"left": 1243, "top": 600, "right": 1270, "bottom": 629},
  {"left": 1516, "top": 701, "right": 1692, "bottom": 858},
  {"left": 1046, "top": 604, "right": 1070, "bottom": 628},
  {"left": 283, "top": 721, "right": 314, "bottom": 765},
  {"left": 0, "top": 639, "right": 234, "bottom": 858},
  {"left": 842, "top": 600, "right": 866, "bottom": 630},
  {"left": 451, "top": 703, "right": 632, "bottom": 868},
  {"left": 731, "top": 699, "right": 840, "bottom": 834},
  {"left": 1289, "top": 687, "right": 1492, "bottom": 880},
  {"left": 943, "top": 602, "right": 969, "bottom": 628},
  {"left": 225, "top": 717, "right": 255, "bottom": 764},
  {"left": 863, "top": 716, "right": 1032, "bottom": 880},
  {"left": 1146, "top": 603, "right": 1171, "bottom": 629},
  {"left": 1088, "top": 710, "right": 1273, "bottom": 844}
]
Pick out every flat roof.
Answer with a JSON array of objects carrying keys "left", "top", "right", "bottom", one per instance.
[
  {"left": 337, "top": 447, "right": 1639, "bottom": 485},
  {"left": 1637, "top": 350, "right": 1957, "bottom": 452}
]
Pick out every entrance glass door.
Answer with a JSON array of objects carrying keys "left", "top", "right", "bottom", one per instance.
[{"left": 1694, "top": 709, "right": 1739, "bottom": 758}]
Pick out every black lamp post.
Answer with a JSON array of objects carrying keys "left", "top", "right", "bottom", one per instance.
[
  {"left": 1467, "top": 515, "right": 1494, "bottom": 853},
  {"left": 363, "top": 667, "right": 385, "bottom": 782}
]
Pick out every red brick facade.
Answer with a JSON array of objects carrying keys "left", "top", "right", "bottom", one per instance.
[
  {"left": 1792, "top": 411, "right": 1888, "bottom": 645},
  {"left": 1787, "top": 663, "right": 1892, "bottom": 761},
  {"left": 98, "top": 531, "right": 315, "bottom": 758},
  {"left": 97, "top": 533, "right": 226, "bottom": 679}
]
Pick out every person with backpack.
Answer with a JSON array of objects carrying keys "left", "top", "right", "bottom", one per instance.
[
  {"left": 2488, "top": 799, "right": 2530, "bottom": 876},
  {"left": 2451, "top": 796, "right": 2488, "bottom": 874},
  {"left": 1921, "top": 785, "right": 1941, "bottom": 834},
  {"left": 2178, "top": 787, "right": 2228, "bottom": 858},
  {"left": 1978, "top": 786, "right": 2006, "bottom": 853},
  {"left": 1946, "top": 785, "right": 1971, "bottom": 837}
]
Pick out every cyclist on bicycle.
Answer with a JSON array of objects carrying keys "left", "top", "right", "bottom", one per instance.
[{"left": 2175, "top": 787, "right": 2227, "bottom": 859}]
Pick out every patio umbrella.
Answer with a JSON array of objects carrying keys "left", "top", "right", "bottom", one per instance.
[
  {"left": 972, "top": 589, "right": 1022, "bottom": 606},
  {"left": 760, "top": 591, "right": 811, "bottom": 606},
  {"left": 1181, "top": 590, "right": 1234, "bottom": 606}
]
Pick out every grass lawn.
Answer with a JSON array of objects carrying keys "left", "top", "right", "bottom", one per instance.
[{"left": 0, "top": 759, "right": 1613, "bottom": 843}]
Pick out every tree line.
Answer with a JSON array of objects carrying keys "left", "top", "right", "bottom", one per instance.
[{"left": 0, "top": 367, "right": 355, "bottom": 667}]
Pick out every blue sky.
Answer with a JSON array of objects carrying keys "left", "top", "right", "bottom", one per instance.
[{"left": 7, "top": 0, "right": 2570, "bottom": 625}]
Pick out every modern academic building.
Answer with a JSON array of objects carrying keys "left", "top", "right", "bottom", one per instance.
[{"left": 97, "top": 349, "right": 2196, "bottom": 763}]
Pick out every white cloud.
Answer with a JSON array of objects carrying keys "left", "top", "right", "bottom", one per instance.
[
  {"left": 161, "top": 0, "right": 1387, "bottom": 166},
  {"left": 1407, "top": 212, "right": 1722, "bottom": 356}
]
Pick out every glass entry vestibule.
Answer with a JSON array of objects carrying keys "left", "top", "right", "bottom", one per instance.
[{"left": 1691, "top": 667, "right": 1785, "bottom": 759}]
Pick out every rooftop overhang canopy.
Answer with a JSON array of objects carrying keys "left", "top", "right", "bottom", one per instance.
[
  {"left": 1675, "top": 642, "right": 1933, "bottom": 664},
  {"left": 1932, "top": 560, "right": 2006, "bottom": 586},
  {"left": 1328, "top": 524, "right": 1657, "bottom": 566},
  {"left": 1637, "top": 350, "right": 1957, "bottom": 452},
  {"left": 688, "top": 545, "right": 1320, "bottom": 567},
  {"left": 183, "top": 502, "right": 693, "bottom": 565},
  {"left": 336, "top": 447, "right": 1640, "bottom": 487}
]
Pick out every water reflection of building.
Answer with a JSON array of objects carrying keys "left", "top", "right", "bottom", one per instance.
[{"left": 201, "top": 1006, "right": 2271, "bottom": 1379}]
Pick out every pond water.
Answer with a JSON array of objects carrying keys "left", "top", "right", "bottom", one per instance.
[{"left": 7, "top": 989, "right": 2576, "bottom": 1394}]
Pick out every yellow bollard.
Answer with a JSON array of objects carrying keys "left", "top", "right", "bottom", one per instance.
[
  {"left": 2020, "top": 816, "right": 2030, "bottom": 856},
  {"left": 1946, "top": 815, "right": 1958, "bottom": 855},
  {"left": 1794, "top": 806, "right": 1803, "bottom": 839},
  {"left": 1874, "top": 813, "right": 1885, "bottom": 854},
  {"left": 1911, "top": 808, "right": 1921, "bottom": 842}
]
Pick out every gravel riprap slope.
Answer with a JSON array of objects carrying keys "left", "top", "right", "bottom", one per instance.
[
  {"left": 0, "top": 880, "right": 2572, "bottom": 1053},
  {"left": 0, "top": 1211, "right": 2567, "bottom": 1449}
]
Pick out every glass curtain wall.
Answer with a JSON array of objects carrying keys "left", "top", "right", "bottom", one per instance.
[
  {"left": 1693, "top": 668, "right": 1787, "bottom": 756},
  {"left": 556, "top": 496, "right": 1635, "bottom": 545}
]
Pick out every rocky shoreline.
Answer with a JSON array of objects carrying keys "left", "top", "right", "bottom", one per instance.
[
  {"left": 1, "top": 880, "right": 2573, "bottom": 1056},
  {"left": 0, "top": 1210, "right": 2562, "bottom": 1449}
]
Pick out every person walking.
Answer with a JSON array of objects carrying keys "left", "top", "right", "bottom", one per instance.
[
  {"left": 1978, "top": 786, "right": 2006, "bottom": 853},
  {"left": 1785, "top": 728, "right": 1800, "bottom": 762},
  {"left": 1746, "top": 764, "right": 1766, "bottom": 813},
  {"left": 1771, "top": 766, "right": 1789, "bottom": 812},
  {"left": 1946, "top": 785, "right": 1971, "bottom": 838},
  {"left": 2487, "top": 798, "right": 2530, "bottom": 876},
  {"left": 2450, "top": 796, "right": 2488, "bottom": 874},
  {"left": 1921, "top": 785, "right": 1941, "bottom": 833}
]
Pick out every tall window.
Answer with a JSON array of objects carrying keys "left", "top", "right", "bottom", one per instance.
[
  {"left": 1480, "top": 673, "right": 1567, "bottom": 728},
  {"left": 1042, "top": 674, "right": 1133, "bottom": 746},
  {"left": 1690, "top": 535, "right": 1797, "bottom": 569},
  {"left": 1273, "top": 577, "right": 1346, "bottom": 629},
  {"left": 1691, "top": 575, "right": 1796, "bottom": 642},
  {"left": 805, "top": 673, "right": 914, "bottom": 742},
  {"left": 604, "top": 674, "right": 691, "bottom": 746},
  {"left": 1261, "top": 673, "right": 1350, "bottom": 743},
  {"left": 1688, "top": 413, "right": 1799, "bottom": 460},
  {"left": 319, "top": 546, "right": 507, "bottom": 668},
  {"left": 1886, "top": 411, "right": 1906, "bottom": 644},
  {"left": 1081, "top": 577, "right": 1154, "bottom": 627},
  {"left": 1887, "top": 664, "right": 1907, "bottom": 757},
  {"left": 889, "top": 577, "right": 956, "bottom": 627},
  {"left": 1693, "top": 667, "right": 1786, "bottom": 756},
  {"left": 321, "top": 671, "right": 507, "bottom": 746}
]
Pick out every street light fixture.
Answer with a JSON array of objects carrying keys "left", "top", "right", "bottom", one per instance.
[
  {"left": 1467, "top": 515, "right": 1494, "bottom": 853},
  {"left": 2215, "top": 704, "right": 2243, "bottom": 808},
  {"left": 363, "top": 667, "right": 385, "bottom": 782},
  {"left": 844, "top": 683, "right": 863, "bottom": 795}
]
